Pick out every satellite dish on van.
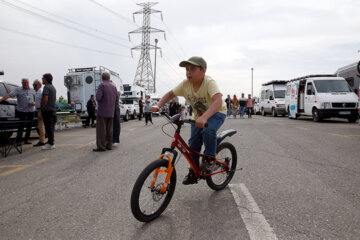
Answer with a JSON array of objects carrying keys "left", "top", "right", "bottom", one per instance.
[
  {"left": 64, "top": 76, "right": 73, "bottom": 86},
  {"left": 85, "top": 76, "right": 93, "bottom": 84}
]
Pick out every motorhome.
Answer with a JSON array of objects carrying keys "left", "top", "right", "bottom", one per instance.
[
  {"left": 259, "top": 80, "right": 287, "bottom": 117},
  {"left": 285, "top": 75, "right": 358, "bottom": 122},
  {"left": 335, "top": 61, "right": 360, "bottom": 98},
  {"left": 64, "top": 66, "right": 124, "bottom": 124}
]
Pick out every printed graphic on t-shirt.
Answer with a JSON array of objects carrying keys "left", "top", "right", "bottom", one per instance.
[{"left": 187, "top": 95, "right": 207, "bottom": 116}]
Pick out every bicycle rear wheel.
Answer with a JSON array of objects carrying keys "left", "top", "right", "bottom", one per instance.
[
  {"left": 130, "top": 159, "right": 177, "bottom": 222},
  {"left": 206, "top": 142, "right": 237, "bottom": 191}
]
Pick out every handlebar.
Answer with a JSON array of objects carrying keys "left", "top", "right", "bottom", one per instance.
[{"left": 156, "top": 111, "right": 208, "bottom": 128}]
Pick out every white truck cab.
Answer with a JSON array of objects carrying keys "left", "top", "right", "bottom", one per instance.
[
  {"left": 259, "top": 81, "right": 287, "bottom": 117},
  {"left": 285, "top": 75, "right": 358, "bottom": 122}
]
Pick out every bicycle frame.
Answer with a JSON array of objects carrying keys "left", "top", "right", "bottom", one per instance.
[{"left": 151, "top": 121, "right": 230, "bottom": 192}]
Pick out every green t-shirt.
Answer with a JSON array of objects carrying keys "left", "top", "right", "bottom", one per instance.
[{"left": 172, "top": 75, "right": 227, "bottom": 119}]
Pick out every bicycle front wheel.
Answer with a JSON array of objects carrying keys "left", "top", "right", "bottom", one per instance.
[
  {"left": 206, "top": 142, "right": 237, "bottom": 191},
  {"left": 130, "top": 159, "right": 177, "bottom": 222}
]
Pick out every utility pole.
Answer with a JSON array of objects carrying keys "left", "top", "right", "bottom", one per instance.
[
  {"left": 129, "top": 2, "right": 165, "bottom": 94},
  {"left": 251, "top": 67, "right": 254, "bottom": 97},
  {"left": 154, "top": 38, "right": 158, "bottom": 94}
]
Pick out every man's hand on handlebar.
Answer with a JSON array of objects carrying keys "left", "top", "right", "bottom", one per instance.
[{"left": 195, "top": 115, "right": 207, "bottom": 128}]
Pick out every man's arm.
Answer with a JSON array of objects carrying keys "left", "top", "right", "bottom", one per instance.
[
  {"left": 151, "top": 90, "right": 175, "bottom": 112},
  {"left": 41, "top": 95, "right": 48, "bottom": 110},
  {"left": 195, "top": 93, "right": 223, "bottom": 128},
  {"left": 0, "top": 94, "right": 11, "bottom": 103},
  {"left": 96, "top": 84, "right": 103, "bottom": 102}
]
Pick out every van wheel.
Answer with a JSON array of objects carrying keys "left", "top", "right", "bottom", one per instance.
[
  {"left": 348, "top": 116, "right": 358, "bottom": 123},
  {"left": 272, "top": 108, "right": 277, "bottom": 117},
  {"left": 261, "top": 108, "right": 266, "bottom": 116},
  {"left": 312, "top": 108, "right": 321, "bottom": 122}
]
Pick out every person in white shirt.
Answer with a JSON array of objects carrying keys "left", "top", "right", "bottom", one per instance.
[{"left": 33, "top": 79, "right": 45, "bottom": 146}]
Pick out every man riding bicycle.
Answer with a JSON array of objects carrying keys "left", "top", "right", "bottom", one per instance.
[{"left": 151, "top": 56, "right": 227, "bottom": 185}]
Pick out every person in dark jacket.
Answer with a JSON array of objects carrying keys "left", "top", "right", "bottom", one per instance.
[
  {"left": 93, "top": 73, "right": 118, "bottom": 152},
  {"left": 138, "top": 96, "right": 144, "bottom": 120},
  {"left": 85, "top": 95, "right": 96, "bottom": 127},
  {"left": 169, "top": 99, "right": 179, "bottom": 116}
]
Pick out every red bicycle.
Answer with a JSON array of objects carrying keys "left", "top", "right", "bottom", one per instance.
[{"left": 130, "top": 112, "right": 237, "bottom": 222}]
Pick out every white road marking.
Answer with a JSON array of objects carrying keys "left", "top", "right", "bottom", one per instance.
[{"left": 229, "top": 183, "right": 278, "bottom": 240}]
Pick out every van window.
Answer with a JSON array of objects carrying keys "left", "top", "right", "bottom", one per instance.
[
  {"left": 265, "top": 90, "right": 270, "bottom": 99},
  {"left": 314, "top": 80, "right": 351, "bottom": 93},
  {"left": 261, "top": 90, "right": 265, "bottom": 101},
  {"left": 274, "top": 90, "right": 285, "bottom": 98},
  {"left": 306, "top": 83, "right": 314, "bottom": 95},
  {"left": 286, "top": 85, "right": 291, "bottom": 96},
  {"left": 0, "top": 83, "right": 7, "bottom": 96}
]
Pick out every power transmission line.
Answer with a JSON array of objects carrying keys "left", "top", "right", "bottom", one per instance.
[
  {"left": 88, "top": 0, "right": 140, "bottom": 27},
  {"left": 154, "top": 15, "right": 188, "bottom": 59},
  {"left": 0, "top": 0, "right": 131, "bottom": 49},
  {"left": 11, "top": 0, "right": 129, "bottom": 42},
  {"left": 0, "top": 26, "right": 133, "bottom": 58}
]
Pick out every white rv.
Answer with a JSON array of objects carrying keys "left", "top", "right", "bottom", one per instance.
[
  {"left": 64, "top": 66, "right": 124, "bottom": 124},
  {"left": 285, "top": 75, "right": 358, "bottom": 122},
  {"left": 259, "top": 80, "right": 287, "bottom": 117}
]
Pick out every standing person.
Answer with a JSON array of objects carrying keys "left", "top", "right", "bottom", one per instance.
[
  {"left": 138, "top": 96, "right": 144, "bottom": 120},
  {"left": 0, "top": 78, "right": 36, "bottom": 145},
  {"left": 33, "top": 79, "right": 45, "bottom": 146},
  {"left": 111, "top": 81, "right": 121, "bottom": 147},
  {"left": 239, "top": 93, "right": 247, "bottom": 119},
  {"left": 93, "top": 72, "right": 117, "bottom": 152},
  {"left": 144, "top": 100, "right": 153, "bottom": 125},
  {"left": 41, "top": 73, "right": 57, "bottom": 150},
  {"left": 180, "top": 105, "right": 187, "bottom": 120},
  {"left": 246, "top": 94, "right": 254, "bottom": 118},
  {"left": 225, "top": 94, "right": 232, "bottom": 117},
  {"left": 169, "top": 99, "right": 178, "bottom": 116},
  {"left": 85, "top": 95, "right": 96, "bottom": 127},
  {"left": 232, "top": 94, "right": 239, "bottom": 118},
  {"left": 151, "top": 56, "right": 227, "bottom": 185}
]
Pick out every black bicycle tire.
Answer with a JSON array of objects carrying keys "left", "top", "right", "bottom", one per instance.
[
  {"left": 130, "top": 159, "right": 177, "bottom": 222},
  {"left": 206, "top": 142, "right": 237, "bottom": 191}
]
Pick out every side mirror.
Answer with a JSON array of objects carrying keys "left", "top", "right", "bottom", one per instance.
[{"left": 269, "top": 96, "right": 274, "bottom": 100}]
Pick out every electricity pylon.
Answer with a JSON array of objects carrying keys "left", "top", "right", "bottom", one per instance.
[{"left": 129, "top": 2, "right": 165, "bottom": 93}]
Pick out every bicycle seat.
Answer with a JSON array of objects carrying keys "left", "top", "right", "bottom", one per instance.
[{"left": 217, "top": 129, "right": 237, "bottom": 145}]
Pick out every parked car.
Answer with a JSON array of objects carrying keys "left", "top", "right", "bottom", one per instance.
[{"left": 259, "top": 80, "right": 287, "bottom": 117}]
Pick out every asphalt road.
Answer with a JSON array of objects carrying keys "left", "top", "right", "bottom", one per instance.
[{"left": 0, "top": 115, "right": 359, "bottom": 240}]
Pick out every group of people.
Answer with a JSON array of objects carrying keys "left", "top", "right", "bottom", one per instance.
[
  {"left": 225, "top": 93, "right": 254, "bottom": 119},
  {"left": 0, "top": 74, "right": 57, "bottom": 150}
]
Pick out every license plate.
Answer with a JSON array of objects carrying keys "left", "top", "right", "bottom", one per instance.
[{"left": 339, "top": 111, "right": 351, "bottom": 115}]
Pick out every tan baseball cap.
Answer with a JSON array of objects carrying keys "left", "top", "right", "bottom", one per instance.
[{"left": 179, "top": 56, "right": 207, "bottom": 69}]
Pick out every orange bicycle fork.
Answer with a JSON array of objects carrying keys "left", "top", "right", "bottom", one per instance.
[{"left": 149, "top": 154, "right": 174, "bottom": 193}]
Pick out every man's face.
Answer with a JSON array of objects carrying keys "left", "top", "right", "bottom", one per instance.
[
  {"left": 91, "top": 96, "right": 94, "bottom": 101},
  {"left": 33, "top": 82, "right": 39, "bottom": 90},
  {"left": 185, "top": 64, "right": 205, "bottom": 84},
  {"left": 22, "top": 79, "right": 29, "bottom": 89}
]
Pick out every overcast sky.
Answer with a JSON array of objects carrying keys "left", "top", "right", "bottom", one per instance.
[{"left": 1, "top": 0, "right": 359, "bottom": 100}]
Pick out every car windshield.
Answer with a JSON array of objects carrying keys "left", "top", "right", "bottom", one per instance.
[
  {"left": 314, "top": 80, "right": 352, "bottom": 93},
  {"left": 274, "top": 90, "right": 285, "bottom": 98}
]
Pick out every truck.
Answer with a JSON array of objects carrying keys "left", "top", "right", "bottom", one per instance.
[
  {"left": 120, "top": 84, "right": 146, "bottom": 120},
  {"left": 285, "top": 74, "right": 358, "bottom": 122},
  {"left": 64, "top": 66, "right": 124, "bottom": 125},
  {"left": 259, "top": 80, "right": 287, "bottom": 117},
  {"left": 335, "top": 61, "right": 360, "bottom": 96}
]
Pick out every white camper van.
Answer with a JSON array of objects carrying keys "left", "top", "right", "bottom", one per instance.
[
  {"left": 259, "top": 80, "right": 287, "bottom": 117},
  {"left": 64, "top": 66, "right": 124, "bottom": 124},
  {"left": 285, "top": 75, "right": 358, "bottom": 122}
]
